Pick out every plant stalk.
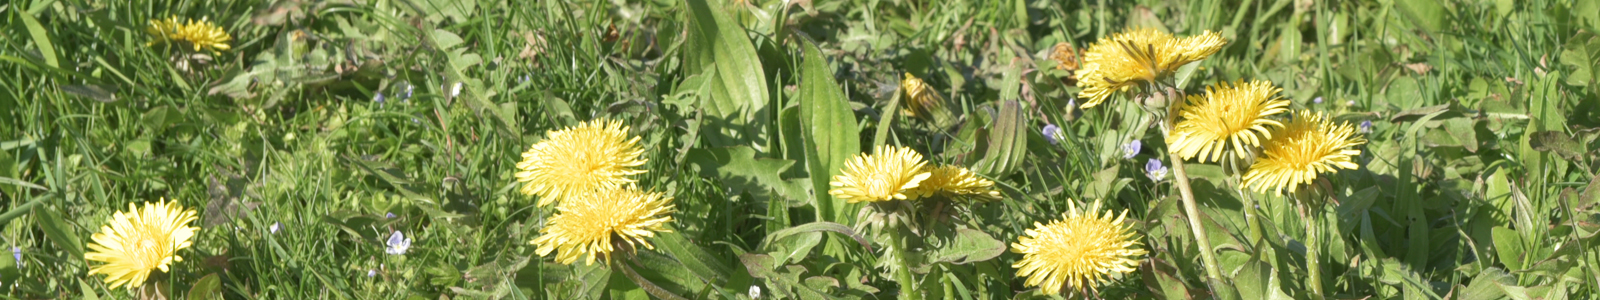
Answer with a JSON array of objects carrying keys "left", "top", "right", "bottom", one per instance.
[
  {"left": 885, "top": 227, "right": 923, "bottom": 300},
  {"left": 1228, "top": 158, "right": 1265, "bottom": 244},
  {"left": 1305, "top": 204, "right": 1327, "bottom": 300},
  {"left": 1165, "top": 152, "right": 1228, "bottom": 291},
  {"left": 1154, "top": 86, "right": 1227, "bottom": 293}
]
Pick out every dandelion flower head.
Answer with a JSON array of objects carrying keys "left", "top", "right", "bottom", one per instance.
[
  {"left": 828, "top": 145, "right": 933, "bottom": 203},
  {"left": 146, "top": 16, "right": 232, "bottom": 52},
  {"left": 900, "top": 73, "right": 952, "bottom": 125},
  {"left": 1012, "top": 199, "right": 1146, "bottom": 294},
  {"left": 906, "top": 165, "right": 1001, "bottom": 202},
  {"left": 532, "top": 188, "right": 675, "bottom": 265},
  {"left": 1075, "top": 29, "right": 1227, "bottom": 108},
  {"left": 516, "top": 119, "right": 648, "bottom": 207},
  {"left": 1168, "top": 80, "right": 1291, "bottom": 162},
  {"left": 85, "top": 199, "right": 200, "bottom": 289},
  {"left": 1242, "top": 110, "right": 1366, "bottom": 195}
]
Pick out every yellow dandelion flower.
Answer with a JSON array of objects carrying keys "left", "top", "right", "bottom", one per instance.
[
  {"left": 1168, "top": 80, "right": 1291, "bottom": 163},
  {"left": 1242, "top": 110, "right": 1367, "bottom": 195},
  {"left": 1012, "top": 199, "right": 1146, "bottom": 294},
  {"left": 146, "top": 16, "right": 232, "bottom": 52},
  {"left": 828, "top": 145, "right": 933, "bottom": 203},
  {"left": 516, "top": 119, "right": 648, "bottom": 207},
  {"left": 531, "top": 188, "right": 674, "bottom": 265},
  {"left": 85, "top": 199, "right": 200, "bottom": 290},
  {"left": 900, "top": 73, "right": 955, "bottom": 127},
  {"left": 906, "top": 165, "right": 1001, "bottom": 202},
  {"left": 1075, "top": 29, "right": 1227, "bottom": 108}
]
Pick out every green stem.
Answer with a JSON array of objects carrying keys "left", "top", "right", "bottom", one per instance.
[
  {"left": 1306, "top": 205, "right": 1327, "bottom": 300},
  {"left": 885, "top": 227, "right": 923, "bottom": 300},
  {"left": 1228, "top": 158, "right": 1265, "bottom": 245},
  {"left": 1166, "top": 152, "right": 1227, "bottom": 291},
  {"left": 1154, "top": 87, "right": 1227, "bottom": 293}
]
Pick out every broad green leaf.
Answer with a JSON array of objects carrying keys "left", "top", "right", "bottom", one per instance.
[
  {"left": 36, "top": 206, "right": 83, "bottom": 260},
  {"left": 654, "top": 230, "right": 731, "bottom": 285},
  {"left": 685, "top": 0, "right": 770, "bottom": 148},
  {"left": 972, "top": 100, "right": 1027, "bottom": 177},
  {"left": 79, "top": 280, "right": 102, "bottom": 300},
  {"left": 1460, "top": 268, "right": 1511, "bottom": 300},
  {"left": 1231, "top": 261, "right": 1291, "bottom": 300},
  {"left": 1396, "top": 0, "right": 1447, "bottom": 32},
  {"left": 797, "top": 38, "right": 862, "bottom": 223},
  {"left": 1491, "top": 226, "right": 1526, "bottom": 271},
  {"left": 16, "top": 9, "right": 58, "bottom": 68},
  {"left": 1528, "top": 131, "right": 1584, "bottom": 161},
  {"left": 761, "top": 221, "right": 871, "bottom": 251},
  {"left": 188, "top": 273, "right": 223, "bottom": 300},
  {"left": 925, "top": 229, "right": 1006, "bottom": 264}
]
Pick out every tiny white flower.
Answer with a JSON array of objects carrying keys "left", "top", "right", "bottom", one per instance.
[
  {"left": 450, "top": 82, "right": 463, "bottom": 97},
  {"left": 385, "top": 231, "right": 412, "bottom": 255},
  {"left": 367, "top": 269, "right": 377, "bottom": 277},
  {"left": 270, "top": 222, "right": 281, "bottom": 234},
  {"left": 748, "top": 285, "right": 761, "bottom": 299}
]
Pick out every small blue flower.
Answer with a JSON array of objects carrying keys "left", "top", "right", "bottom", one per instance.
[
  {"left": 404, "top": 84, "right": 415, "bottom": 100},
  {"left": 367, "top": 269, "right": 377, "bottom": 277},
  {"left": 385, "top": 231, "right": 412, "bottom": 255},
  {"left": 386, "top": 212, "right": 396, "bottom": 219},
  {"left": 1359, "top": 120, "right": 1373, "bottom": 133},
  {"left": 12, "top": 246, "right": 21, "bottom": 267},
  {"left": 1042, "top": 124, "right": 1062, "bottom": 145},
  {"left": 1123, "top": 140, "right": 1142, "bottom": 159},
  {"left": 1145, "top": 158, "right": 1168, "bottom": 182},
  {"left": 374, "top": 92, "right": 385, "bottom": 104},
  {"left": 1313, "top": 97, "right": 1324, "bottom": 104}
]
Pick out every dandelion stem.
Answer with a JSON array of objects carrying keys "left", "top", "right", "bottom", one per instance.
[
  {"left": 1154, "top": 86, "right": 1228, "bottom": 294},
  {"left": 1306, "top": 203, "right": 1327, "bottom": 300},
  {"left": 885, "top": 227, "right": 923, "bottom": 300},
  {"left": 1227, "top": 157, "right": 1265, "bottom": 245}
]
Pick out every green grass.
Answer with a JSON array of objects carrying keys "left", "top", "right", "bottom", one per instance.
[{"left": 3, "top": 0, "right": 1599, "bottom": 299}]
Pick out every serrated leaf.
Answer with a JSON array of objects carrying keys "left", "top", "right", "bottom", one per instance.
[
  {"left": 685, "top": 146, "right": 801, "bottom": 201},
  {"left": 926, "top": 229, "right": 1005, "bottom": 264}
]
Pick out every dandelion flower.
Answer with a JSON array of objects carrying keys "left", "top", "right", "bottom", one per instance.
[
  {"left": 85, "top": 200, "right": 200, "bottom": 289},
  {"left": 1168, "top": 80, "right": 1291, "bottom": 162},
  {"left": 516, "top": 119, "right": 648, "bottom": 206},
  {"left": 1242, "top": 110, "right": 1366, "bottom": 195},
  {"left": 1075, "top": 29, "right": 1227, "bottom": 108},
  {"left": 1012, "top": 199, "right": 1146, "bottom": 294},
  {"left": 146, "top": 16, "right": 232, "bottom": 52},
  {"left": 906, "top": 165, "right": 1001, "bottom": 202},
  {"left": 532, "top": 189, "right": 675, "bottom": 265},
  {"left": 900, "top": 73, "right": 955, "bottom": 127},
  {"left": 828, "top": 145, "right": 933, "bottom": 203}
]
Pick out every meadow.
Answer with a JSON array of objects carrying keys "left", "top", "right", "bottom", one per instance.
[{"left": 3, "top": 0, "right": 1600, "bottom": 299}]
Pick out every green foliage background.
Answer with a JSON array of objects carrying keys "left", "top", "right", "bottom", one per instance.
[{"left": 2, "top": 0, "right": 1600, "bottom": 298}]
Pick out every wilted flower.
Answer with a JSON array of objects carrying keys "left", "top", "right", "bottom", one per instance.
[
  {"left": 1050, "top": 42, "right": 1081, "bottom": 72},
  {"left": 516, "top": 119, "right": 648, "bottom": 206},
  {"left": 531, "top": 188, "right": 675, "bottom": 265},
  {"left": 385, "top": 231, "right": 412, "bottom": 255},
  {"left": 1043, "top": 124, "right": 1063, "bottom": 145},
  {"left": 86, "top": 200, "right": 201, "bottom": 289},
  {"left": 1012, "top": 199, "right": 1146, "bottom": 294},
  {"left": 1145, "top": 159, "right": 1168, "bottom": 182},
  {"left": 828, "top": 145, "right": 933, "bottom": 203},
  {"left": 900, "top": 73, "right": 955, "bottom": 127},
  {"left": 1242, "top": 110, "right": 1366, "bottom": 195},
  {"left": 1122, "top": 140, "right": 1142, "bottom": 159}
]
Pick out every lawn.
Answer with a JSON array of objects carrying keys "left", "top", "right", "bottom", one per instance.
[{"left": 2, "top": 0, "right": 1599, "bottom": 299}]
